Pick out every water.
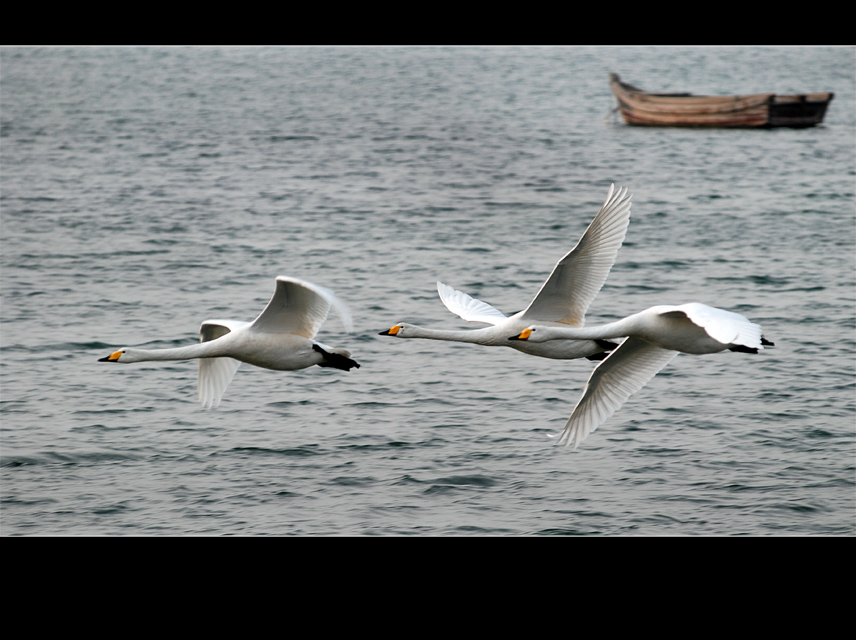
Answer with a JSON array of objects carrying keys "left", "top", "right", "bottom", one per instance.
[{"left": 1, "top": 46, "right": 853, "bottom": 536}]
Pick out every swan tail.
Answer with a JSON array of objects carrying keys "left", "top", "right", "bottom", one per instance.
[
  {"left": 727, "top": 334, "right": 775, "bottom": 353},
  {"left": 312, "top": 344, "right": 360, "bottom": 371},
  {"left": 728, "top": 344, "right": 759, "bottom": 354}
]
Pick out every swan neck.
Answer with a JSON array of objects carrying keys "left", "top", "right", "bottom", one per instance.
[
  {"left": 127, "top": 342, "right": 223, "bottom": 361},
  {"left": 407, "top": 326, "right": 489, "bottom": 343},
  {"left": 550, "top": 317, "right": 637, "bottom": 341}
]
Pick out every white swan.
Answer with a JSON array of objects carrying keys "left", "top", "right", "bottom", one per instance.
[
  {"left": 98, "top": 276, "right": 359, "bottom": 408},
  {"left": 510, "top": 303, "right": 774, "bottom": 448},
  {"left": 379, "top": 184, "right": 633, "bottom": 361}
]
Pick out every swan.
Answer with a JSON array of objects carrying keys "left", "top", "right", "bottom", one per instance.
[
  {"left": 509, "top": 303, "right": 774, "bottom": 448},
  {"left": 379, "top": 184, "right": 633, "bottom": 361},
  {"left": 98, "top": 276, "right": 359, "bottom": 408}
]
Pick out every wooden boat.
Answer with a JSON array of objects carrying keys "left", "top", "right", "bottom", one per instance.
[{"left": 609, "top": 73, "right": 834, "bottom": 128}]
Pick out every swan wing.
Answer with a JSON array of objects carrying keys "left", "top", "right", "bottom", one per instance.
[
  {"left": 520, "top": 184, "right": 632, "bottom": 326},
  {"left": 250, "top": 276, "right": 353, "bottom": 338},
  {"left": 436, "top": 281, "right": 507, "bottom": 325},
  {"left": 200, "top": 319, "right": 250, "bottom": 342},
  {"left": 198, "top": 357, "right": 242, "bottom": 409},
  {"left": 556, "top": 336, "right": 678, "bottom": 449},
  {"left": 671, "top": 303, "right": 764, "bottom": 350},
  {"left": 197, "top": 320, "right": 248, "bottom": 409}
]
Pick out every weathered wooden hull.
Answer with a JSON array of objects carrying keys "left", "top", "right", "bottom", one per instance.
[{"left": 609, "top": 73, "right": 833, "bottom": 128}]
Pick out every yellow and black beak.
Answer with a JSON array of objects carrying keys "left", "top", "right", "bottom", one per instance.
[
  {"left": 508, "top": 328, "right": 532, "bottom": 341},
  {"left": 98, "top": 350, "right": 123, "bottom": 362},
  {"left": 378, "top": 325, "right": 400, "bottom": 336}
]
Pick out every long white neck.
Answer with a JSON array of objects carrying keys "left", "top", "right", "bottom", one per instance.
[
  {"left": 529, "top": 316, "right": 641, "bottom": 342},
  {"left": 400, "top": 325, "right": 495, "bottom": 345},
  {"left": 121, "top": 341, "right": 227, "bottom": 362}
]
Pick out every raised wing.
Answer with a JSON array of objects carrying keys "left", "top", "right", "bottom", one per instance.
[
  {"left": 555, "top": 337, "right": 678, "bottom": 449},
  {"left": 436, "top": 281, "right": 507, "bottom": 326},
  {"left": 250, "top": 276, "right": 353, "bottom": 338},
  {"left": 674, "top": 303, "right": 764, "bottom": 350},
  {"left": 200, "top": 319, "right": 250, "bottom": 342},
  {"left": 520, "top": 184, "right": 632, "bottom": 327}
]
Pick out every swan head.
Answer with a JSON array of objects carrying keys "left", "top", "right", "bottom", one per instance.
[
  {"left": 98, "top": 348, "right": 140, "bottom": 363},
  {"left": 509, "top": 328, "right": 532, "bottom": 341},
  {"left": 508, "top": 326, "right": 551, "bottom": 342},
  {"left": 378, "top": 323, "right": 412, "bottom": 337},
  {"left": 98, "top": 348, "right": 127, "bottom": 362}
]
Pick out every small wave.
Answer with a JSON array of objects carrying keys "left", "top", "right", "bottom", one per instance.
[
  {"left": 424, "top": 474, "right": 498, "bottom": 494},
  {"left": 224, "top": 445, "right": 323, "bottom": 458},
  {"left": 1, "top": 449, "right": 142, "bottom": 468}
]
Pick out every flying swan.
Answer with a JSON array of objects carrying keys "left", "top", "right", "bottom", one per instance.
[
  {"left": 510, "top": 303, "right": 774, "bottom": 449},
  {"left": 98, "top": 276, "right": 359, "bottom": 408},
  {"left": 379, "top": 184, "right": 633, "bottom": 361}
]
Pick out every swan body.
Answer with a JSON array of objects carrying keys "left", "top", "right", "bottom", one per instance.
[
  {"left": 510, "top": 303, "right": 774, "bottom": 449},
  {"left": 380, "top": 184, "right": 633, "bottom": 361},
  {"left": 99, "top": 276, "right": 359, "bottom": 408}
]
